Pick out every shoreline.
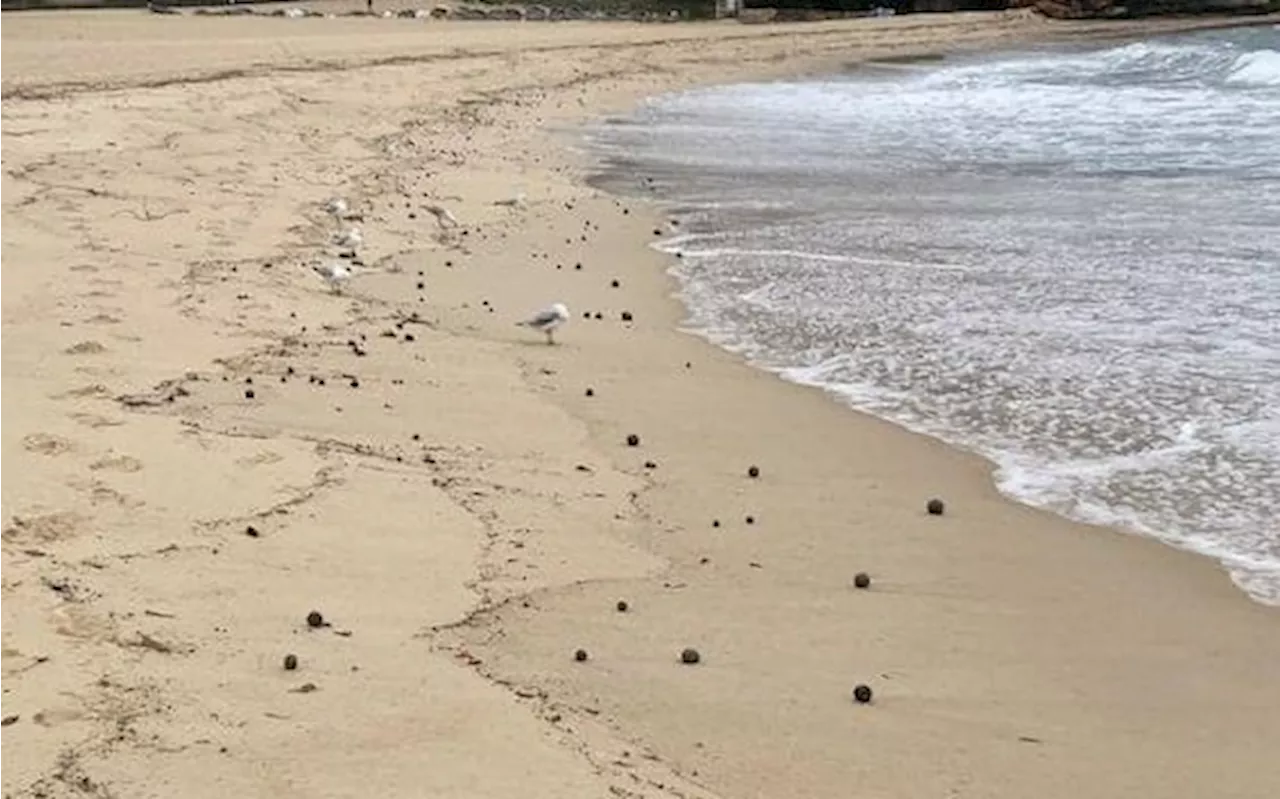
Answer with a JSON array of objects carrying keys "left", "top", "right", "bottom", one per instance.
[{"left": 4, "top": 10, "right": 1279, "bottom": 799}]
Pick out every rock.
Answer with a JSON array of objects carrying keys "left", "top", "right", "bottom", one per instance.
[
  {"left": 853, "top": 572, "right": 871, "bottom": 589},
  {"left": 430, "top": 5, "right": 451, "bottom": 19},
  {"left": 616, "top": 600, "right": 629, "bottom": 612},
  {"left": 283, "top": 654, "right": 298, "bottom": 671},
  {"left": 244, "top": 389, "right": 255, "bottom": 400},
  {"left": 611, "top": 279, "right": 620, "bottom": 288},
  {"left": 626, "top": 434, "right": 640, "bottom": 447},
  {"left": 574, "top": 648, "right": 589, "bottom": 662},
  {"left": 585, "top": 388, "right": 594, "bottom": 397},
  {"left": 747, "top": 465, "right": 760, "bottom": 478},
  {"left": 621, "top": 311, "right": 633, "bottom": 322},
  {"left": 745, "top": 515, "right": 755, "bottom": 525},
  {"left": 244, "top": 525, "right": 260, "bottom": 538},
  {"left": 853, "top": 684, "right": 873, "bottom": 704},
  {"left": 927, "top": 498, "right": 945, "bottom": 516},
  {"left": 680, "top": 648, "right": 701, "bottom": 665},
  {"left": 306, "top": 611, "right": 325, "bottom": 628}
]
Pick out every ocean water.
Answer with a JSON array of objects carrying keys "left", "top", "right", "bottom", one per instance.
[{"left": 585, "top": 26, "right": 1280, "bottom": 603}]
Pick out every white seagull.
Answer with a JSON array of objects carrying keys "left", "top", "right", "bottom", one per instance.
[
  {"left": 516, "top": 302, "right": 570, "bottom": 345},
  {"left": 325, "top": 197, "right": 350, "bottom": 218},
  {"left": 333, "top": 226, "right": 363, "bottom": 249},
  {"left": 311, "top": 261, "right": 353, "bottom": 294}
]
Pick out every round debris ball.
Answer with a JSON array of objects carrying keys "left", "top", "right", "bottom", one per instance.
[
  {"left": 626, "top": 434, "right": 640, "bottom": 447},
  {"left": 680, "top": 648, "right": 701, "bottom": 665},
  {"left": 621, "top": 311, "right": 633, "bottom": 322},
  {"left": 853, "top": 572, "right": 871, "bottom": 589},
  {"left": 853, "top": 684, "right": 873, "bottom": 704},
  {"left": 745, "top": 515, "right": 756, "bottom": 525},
  {"left": 574, "top": 648, "right": 589, "bottom": 662},
  {"left": 306, "top": 611, "right": 325, "bottom": 629},
  {"left": 585, "top": 388, "right": 594, "bottom": 397},
  {"left": 616, "top": 600, "right": 629, "bottom": 613},
  {"left": 244, "top": 389, "right": 256, "bottom": 400},
  {"left": 283, "top": 654, "right": 299, "bottom": 671},
  {"left": 747, "top": 465, "right": 760, "bottom": 479},
  {"left": 927, "top": 498, "right": 946, "bottom": 516}
]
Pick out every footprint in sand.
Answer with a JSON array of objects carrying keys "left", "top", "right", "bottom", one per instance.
[
  {"left": 22, "top": 433, "right": 75, "bottom": 456},
  {"left": 2, "top": 511, "right": 86, "bottom": 545},
  {"left": 55, "top": 384, "right": 112, "bottom": 400},
  {"left": 89, "top": 454, "right": 144, "bottom": 473},
  {"left": 67, "top": 478, "right": 141, "bottom": 509},
  {"left": 68, "top": 413, "right": 125, "bottom": 429},
  {"left": 64, "top": 340, "right": 108, "bottom": 356}
]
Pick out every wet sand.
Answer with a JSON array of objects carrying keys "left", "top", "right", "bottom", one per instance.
[{"left": 4, "top": 8, "right": 1279, "bottom": 799}]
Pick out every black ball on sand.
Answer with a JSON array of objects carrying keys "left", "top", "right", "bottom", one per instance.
[
  {"left": 621, "top": 311, "right": 633, "bottom": 322},
  {"left": 853, "top": 684, "right": 873, "bottom": 704},
  {"left": 616, "top": 600, "right": 629, "bottom": 612},
  {"left": 306, "top": 611, "right": 325, "bottom": 629},
  {"left": 853, "top": 572, "right": 871, "bottom": 589},
  {"left": 574, "top": 648, "right": 589, "bottom": 662},
  {"left": 244, "top": 389, "right": 255, "bottom": 400},
  {"left": 611, "top": 279, "right": 620, "bottom": 288},
  {"left": 745, "top": 515, "right": 755, "bottom": 525},
  {"left": 626, "top": 434, "right": 640, "bottom": 447},
  {"left": 680, "top": 648, "right": 701, "bottom": 665},
  {"left": 585, "top": 388, "right": 594, "bottom": 397},
  {"left": 747, "top": 465, "right": 760, "bottom": 479},
  {"left": 927, "top": 498, "right": 946, "bottom": 516},
  {"left": 283, "top": 654, "right": 298, "bottom": 671},
  {"left": 712, "top": 519, "right": 720, "bottom": 528}
]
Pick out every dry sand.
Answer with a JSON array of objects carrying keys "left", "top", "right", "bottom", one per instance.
[{"left": 3, "top": 7, "right": 1279, "bottom": 799}]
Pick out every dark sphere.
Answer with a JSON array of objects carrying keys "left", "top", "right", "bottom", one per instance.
[
  {"left": 745, "top": 515, "right": 755, "bottom": 525},
  {"left": 680, "top": 648, "right": 701, "bottom": 665},
  {"left": 927, "top": 498, "right": 946, "bottom": 516},
  {"left": 574, "top": 648, "right": 589, "bottom": 662},
  {"left": 712, "top": 519, "right": 720, "bottom": 528},
  {"left": 621, "top": 311, "right": 633, "bottom": 322},
  {"left": 283, "top": 654, "right": 298, "bottom": 671},
  {"left": 626, "top": 434, "right": 640, "bottom": 447},
  {"left": 853, "top": 572, "right": 871, "bottom": 589},
  {"left": 853, "top": 684, "right": 873, "bottom": 704},
  {"left": 616, "top": 600, "right": 629, "bottom": 613},
  {"left": 585, "top": 388, "right": 594, "bottom": 397},
  {"left": 747, "top": 466, "right": 760, "bottom": 479},
  {"left": 611, "top": 279, "right": 620, "bottom": 288},
  {"left": 306, "top": 611, "right": 325, "bottom": 628},
  {"left": 244, "top": 389, "right": 255, "bottom": 400}
]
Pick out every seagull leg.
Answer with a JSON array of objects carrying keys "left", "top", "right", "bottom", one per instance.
[{"left": 545, "top": 329, "right": 555, "bottom": 345}]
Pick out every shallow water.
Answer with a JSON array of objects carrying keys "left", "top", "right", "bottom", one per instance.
[{"left": 586, "top": 26, "right": 1280, "bottom": 603}]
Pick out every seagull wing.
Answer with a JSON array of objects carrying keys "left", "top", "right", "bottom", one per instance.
[{"left": 521, "top": 308, "right": 563, "bottom": 327}]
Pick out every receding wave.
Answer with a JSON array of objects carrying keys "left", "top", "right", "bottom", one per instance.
[{"left": 591, "top": 26, "right": 1280, "bottom": 604}]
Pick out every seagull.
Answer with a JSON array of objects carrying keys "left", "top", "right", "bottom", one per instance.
[
  {"left": 333, "top": 226, "right": 363, "bottom": 249},
  {"left": 325, "top": 198, "right": 350, "bottom": 218},
  {"left": 311, "top": 261, "right": 352, "bottom": 294},
  {"left": 516, "top": 302, "right": 570, "bottom": 345}
]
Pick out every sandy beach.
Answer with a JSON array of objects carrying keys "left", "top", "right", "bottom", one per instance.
[{"left": 4, "top": 7, "right": 1279, "bottom": 798}]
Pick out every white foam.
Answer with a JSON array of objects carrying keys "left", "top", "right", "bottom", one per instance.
[
  {"left": 615, "top": 28, "right": 1280, "bottom": 605},
  {"left": 1226, "top": 50, "right": 1280, "bottom": 87}
]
